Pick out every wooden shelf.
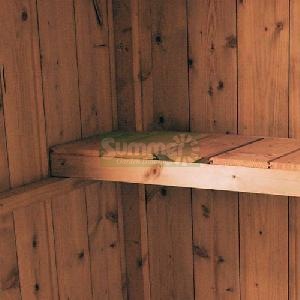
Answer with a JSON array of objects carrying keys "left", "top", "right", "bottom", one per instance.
[{"left": 50, "top": 131, "right": 300, "bottom": 197}]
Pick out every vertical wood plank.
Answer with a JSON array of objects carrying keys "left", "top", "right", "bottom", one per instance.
[
  {"left": 238, "top": 0, "right": 289, "bottom": 299},
  {"left": 289, "top": 0, "right": 300, "bottom": 140},
  {"left": 120, "top": 184, "right": 150, "bottom": 300},
  {"left": 239, "top": 195, "right": 288, "bottom": 299},
  {"left": 188, "top": 0, "right": 239, "bottom": 299},
  {"left": 116, "top": 184, "right": 128, "bottom": 300},
  {"left": 192, "top": 190, "right": 240, "bottom": 299},
  {"left": 131, "top": 0, "right": 143, "bottom": 131},
  {"left": 147, "top": 186, "right": 193, "bottom": 300},
  {"left": 113, "top": 0, "right": 136, "bottom": 130},
  {"left": 238, "top": 0, "right": 289, "bottom": 137},
  {"left": 0, "top": 80, "right": 9, "bottom": 190},
  {"left": 0, "top": 0, "right": 48, "bottom": 186},
  {"left": 0, "top": 214, "right": 21, "bottom": 299},
  {"left": 289, "top": 1, "right": 300, "bottom": 298},
  {"left": 75, "top": 1, "right": 126, "bottom": 298},
  {"left": 151, "top": 0, "right": 189, "bottom": 131},
  {"left": 131, "top": 1, "right": 153, "bottom": 297},
  {"left": 74, "top": 0, "right": 114, "bottom": 137},
  {"left": 0, "top": 68, "right": 17, "bottom": 299},
  {"left": 37, "top": 0, "right": 81, "bottom": 146},
  {"left": 113, "top": 0, "right": 151, "bottom": 298},
  {"left": 14, "top": 201, "right": 59, "bottom": 299},
  {"left": 0, "top": 1, "right": 48, "bottom": 299},
  {"left": 188, "top": 0, "right": 237, "bottom": 134},
  {"left": 146, "top": 1, "right": 194, "bottom": 299},
  {"left": 51, "top": 189, "right": 93, "bottom": 299},
  {"left": 138, "top": 0, "right": 154, "bottom": 131},
  {"left": 107, "top": 0, "right": 118, "bottom": 130},
  {"left": 289, "top": 198, "right": 300, "bottom": 300},
  {"left": 37, "top": 2, "right": 96, "bottom": 298},
  {"left": 86, "top": 183, "right": 123, "bottom": 299}
]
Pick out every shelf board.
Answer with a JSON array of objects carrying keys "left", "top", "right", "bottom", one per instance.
[{"left": 50, "top": 131, "right": 300, "bottom": 197}]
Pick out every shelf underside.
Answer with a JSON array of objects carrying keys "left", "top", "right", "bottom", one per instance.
[{"left": 50, "top": 131, "right": 300, "bottom": 197}]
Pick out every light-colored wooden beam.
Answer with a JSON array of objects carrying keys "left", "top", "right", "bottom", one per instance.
[
  {"left": 0, "top": 178, "right": 95, "bottom": 215},
  {"left": 51, "top": 154, "right": 300, "bottom": 197}
]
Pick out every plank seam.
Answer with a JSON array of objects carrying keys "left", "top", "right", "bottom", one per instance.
[
  {"left": 0, "top": 64, "right": 11, "bottom": 191},
  {"left": 35, "top": 0, "right": 49, "bottom": 159},
  {"left": 11, "top": 212, "right": 22, "bottom": 297},
  {"left": 267, "top": 147, "right": 300, "bottom": 166},
  {"left": 208, "top": 137, "right": 264, "bottom": 163},
  {"left": 107, "top": 0, "right": 118, "bottom": 130},
  {"left": 83, "top": 188, "right": 94, "bottom": 298},
  {"left": 72, "top": 0, "right": 83, "bottom": 140},
  {"left": 288, "top": 1, "right": 291, "bottom": 298},
  {"left": 44, "top": 200, "right": 60, "bottom": 299}
]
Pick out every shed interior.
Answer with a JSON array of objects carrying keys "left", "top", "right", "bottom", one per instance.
[{"left": 0, "top": 0, "right": 299, "bottom": 299}]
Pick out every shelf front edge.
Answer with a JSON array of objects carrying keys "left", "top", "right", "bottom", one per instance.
[{"left": 51, "top": 153, "right": 300, "bottom": 197}]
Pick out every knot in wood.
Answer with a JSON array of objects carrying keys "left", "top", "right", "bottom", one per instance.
[
  {"left": 226, "top": 35, "right": 237, "bottom": 48},
  {"left": 21, "top": 9, "right": 28, "bottom": 21},
  {"left": 106, "top": 211, "right": 118, "bottom": 223},
  {"left": 144, "top": 164, "right": 162, "bottom": 180}
]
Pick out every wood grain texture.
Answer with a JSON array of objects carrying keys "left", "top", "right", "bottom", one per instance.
[
  {"left": 37, "top": 0, "right": 81, "bottom": 146},
  {"left": 0, "top": 0, "right": 48, "bottom": 186},
  {"left": 239, "top": 194, "right": 288, "bottom": 300},
  {"left": 0, "top": 0, "right": 121, "bottom": 299},
  {"left": 138, "top": 0, "right": 154, "bottom": 131},
  {"left": 120, "top": 184, "right": 150, "bottom": 300},
  {"left": 238, "top": 0, "right": 289, "bottom": 299},
  {"left": 270, "top": 150, "right": 300, "bottom": 171},
  {"left": 0, "top": 2, "right": 48, "bottom": 299},
  {"left": 14, "top": 201, "right": 59, "bottom": 299},
  {"left": 289, "top": 198, "right": 300, "bottom": 300},
  {"left": 147, "top": 186, "right": 193, "bottom": 300},
  {"left": 146, "top": 1, "right": 194, "bottom": 298},
  {"left": 37, "top": 3, "right": 102, "bottom": 299},
  {"left": 51, "top": 189, "right": 93, "bottom": 299},
  {"left": 0, "top": 1, "right": 299, "bottom": 299},
  {"left": 289, "top": 0, "right": 300, "bottom": 140},
  {"left": 107, "top": 0, "right": 118, "bottom": 130},
  {"left": 289, "top": 1, "right": 300, "bottom": 298},
  {"left": 50, "top": 153, "right": 300, "bottom": 198},
  {"left": 212, "top": 137, "right": 300, "bottom": 168},
  {"left": 238, "top": 0, "right": 289, "bottom": 137},
  {"left": 192, "top": 190, "right": 240, "bottom": 299},
  {"left": 113, "top": 0, "right": 136, "bottom": 131},
  {"left": 75, "top": 1, "right": 126, "bottom": 297},
  {"left": 0, "top": 70, "right": 15, "bottom": 299},
  {"left": 85, "top": 182, "right": 124, "bottom": 299},
  {"left": 188, "top": 0, "right": 237, "bottom": 134},
  {"left": 188, "top": 0, "right": 239, "bottom": 298},
  {"left": 0, "top": 214, "right": 21, "bottom": 300},
  {"left": 0, "top": 178, "right": 95, "bottom": 216},
  {"left": 131, "top": 0, "right": 143, "bottom": 132},
  {"left": 112, "top": 0, "right": 151, "bottom": 298},
  {"left": 151, "top": 0, "right": 189, "bottom": 131},
  {"left": 74, "top": 0, "right": 114, "bottom": 137},
  {"left": 0, "top": 79, "right": 9, "bottom": 190}
]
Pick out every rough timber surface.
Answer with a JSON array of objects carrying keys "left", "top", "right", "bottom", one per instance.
[{"left": 50, "top": 131, "right": 300, "bottom": 197}]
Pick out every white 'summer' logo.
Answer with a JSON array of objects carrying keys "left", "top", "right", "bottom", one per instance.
[
  {"left": 100, "top": 133, "right": 200, "bottom": 164},
  {"left": 170, "top": 134, "right": 200, "bottom": 163}
]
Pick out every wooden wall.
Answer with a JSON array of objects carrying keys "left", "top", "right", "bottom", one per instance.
[
  {"left": 113, "top": 0, "right": 300, "bottom": 299},
  {"left": 0, "top": 0, "right": 299, "bottom": 300},
  {"left": 0, "top": 1, "right": 126, "bottom": 299}
]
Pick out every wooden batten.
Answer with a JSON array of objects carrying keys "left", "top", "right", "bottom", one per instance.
[{"left": 0, "top": 178, "right": 95, "bottom": 216}]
